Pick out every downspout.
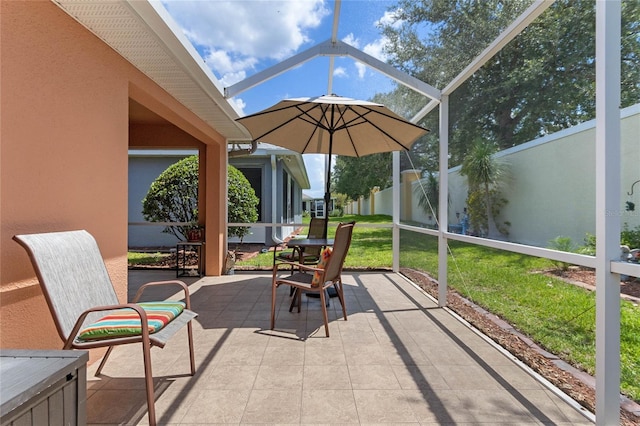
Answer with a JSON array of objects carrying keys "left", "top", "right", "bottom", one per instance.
[
  {"left": 228, "top": 140, "right": 258, "bottom": 157},
  {"left": 271, "top": 155, "right": 284, "bottom": 244}
]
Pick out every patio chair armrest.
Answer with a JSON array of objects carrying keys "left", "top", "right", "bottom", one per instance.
[
  {"left": 132, "top": 280, "right": 192, "bottom": 309},
  {"left": 272, "top": 260, "right": 321, "bottom": 277},
  {"left": 271, "top": 242, "right": 286, "bottom": 262},
  {"left": 66, "top": 303, "right": 149, "bottom": 349}
]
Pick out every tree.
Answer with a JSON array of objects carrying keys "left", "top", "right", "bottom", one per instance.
[
  {"left": 142, "top": 156, "right": 258, "bottom": 242},
  {"left": 381, "top": 0, "right": 640, "bottom": 165},
  {"left": 414, "top": 171, "right": 440, "bottom": 223},
  {"left": 142, "top": 155, "right": 199, "bottom": 240},
  {"left": 332, "top": 153, "right": 393, "bottom": 200},
  {"left": 371, "top": 90, "right": 439, "bottom": 172},
  {"left": 460, "top": 141, "right": 509, "bottom": 239}
]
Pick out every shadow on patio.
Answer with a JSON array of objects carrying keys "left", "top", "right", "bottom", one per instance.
[{"left": 86, "top": 270, "right": 592, "bottom": 425}]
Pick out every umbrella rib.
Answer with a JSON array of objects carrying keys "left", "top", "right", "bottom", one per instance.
[
  {"left": 345, "top": 106, "right": 425, "bottom": 151},
  {"left": 239, "top": 103, "right": 325, "bottom": 142},
  {"left": 295, "top": 104, "right": 332, "bottom": 153}
]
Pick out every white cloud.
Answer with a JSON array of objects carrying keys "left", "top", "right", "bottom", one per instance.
[
  {"left": 163, "top": 1, "right": 329, "bottom": 59},
  {"left": 333, "top": 67, "right": 348, "bottom": 78},
  {"left": 342, "top": 28, "right": 390, "bottom": 80},
  {"left": 203, "top": 49, "right": 255, "bottom": 75},
  {"left": 164, "top": 1, "right": 330, "bottom": 96},
  {"left": 375, "top": 9, "right": 404, "bottom": 29},
  {"left": 363, "top": 37, "right": 389, "bottom": 62},
  {"left": 228, "top": 97, "right": 246, "bottom": 115},
  {"left": 354, "top": 36, "right": 390, "bottom": 79},
  {"left": 342, "top": 33, "right": 360, "bottom": 49}
]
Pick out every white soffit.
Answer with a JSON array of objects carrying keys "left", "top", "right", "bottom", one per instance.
[{"left": 52, "top": 0, "right": 249, "bottom": 140}]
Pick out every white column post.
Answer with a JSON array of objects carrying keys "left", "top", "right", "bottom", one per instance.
[
  {"left": 438, "top": 95, "right": 449, "bottom": 307},
  {"left": 392, "top": 151, "right": 400, "bottom": 272},
  {"left": 594, "top": 1, "right": 621, "bottom": 424}
]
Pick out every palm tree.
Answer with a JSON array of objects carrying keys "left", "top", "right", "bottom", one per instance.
[
  {"left": 414, "top": 172, "right": 441, "bottom": 226},
  {"left": 460, "top": 140, "right": 508, "bottom": 239}
]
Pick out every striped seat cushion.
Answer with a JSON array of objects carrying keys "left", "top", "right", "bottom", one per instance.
[
  {"left": 78, "top": 301, "right": 186, "bottom": 341},
  {"left": 311, "top": 247, "right": 332, "bottom": 287}
]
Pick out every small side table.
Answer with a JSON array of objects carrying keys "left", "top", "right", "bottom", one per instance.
[{"left": 176, "top": 241, "right": 204, "bottom": 277}]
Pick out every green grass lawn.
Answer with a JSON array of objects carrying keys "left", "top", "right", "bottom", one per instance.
[
  {"left": 235, "top": 214, "right": 393, "bottom": 269},
  {"left": 127, "top": 251, "right": 172, "bottom": 265}
]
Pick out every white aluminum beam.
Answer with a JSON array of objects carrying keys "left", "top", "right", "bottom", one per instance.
[
  {"left": 326, "top": 0, "right": 341, "bottom": 94},
  {"left": 594, "top": 1, "right": 622, "bottom": 424},
  {"left": 225, "top": 39, "right": 441, "bottom": 102},
  {"left": 224, "top": 43, "right": 326, "bottom": 98},
  {"left": 324, "top": 41, "right": 441, "bottom": 101}
]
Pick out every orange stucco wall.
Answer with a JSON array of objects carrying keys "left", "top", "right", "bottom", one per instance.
[{"left": 1, "top": 1, "right": 227, "bottom": 355}]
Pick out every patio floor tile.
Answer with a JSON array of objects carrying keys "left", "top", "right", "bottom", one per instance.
[{"left": 83, "top": 270, "right": 593, "bottom": 425}]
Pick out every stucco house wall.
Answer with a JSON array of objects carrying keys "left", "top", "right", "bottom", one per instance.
[
  {"left": 493, "top": 103, "right": 639, "bottom": 247},
  {"left": 422, "top": 103, "right": 640, "bottom": 247},
  {"left": 1, "top": 1, "right": 228, "bottom": 355}
]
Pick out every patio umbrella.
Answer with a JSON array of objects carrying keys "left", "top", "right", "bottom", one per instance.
[{"left": 236, "top": 94, "right": 429, "bottom": 234}]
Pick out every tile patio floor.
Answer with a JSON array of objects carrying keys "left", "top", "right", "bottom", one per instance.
[{"left": 85, "top": 270, "right": 594, "bottom": 425}]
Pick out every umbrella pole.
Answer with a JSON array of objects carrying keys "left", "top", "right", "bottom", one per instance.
[{"left": 323, "top": 130, "right": 334, "bottom": 239}]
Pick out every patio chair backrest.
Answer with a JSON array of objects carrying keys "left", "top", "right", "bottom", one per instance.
[
  {"left": 322, "top": 221, "right": 355, "bottom": 282},
  {"left": 308, "top": 217, "right": 328, "bottom": 239},
  {"left": 13, "top": 230, "right": 120, "bottom": 342},
  {"left": 305, "top": 217, "right": 328, "bottom": 256}
]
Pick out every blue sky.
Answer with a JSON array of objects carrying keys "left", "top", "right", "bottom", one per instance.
[{"left": 161, "top": 0, "right": 400, "bottom": 198}]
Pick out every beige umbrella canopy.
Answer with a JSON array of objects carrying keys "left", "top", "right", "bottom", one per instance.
[{"left": 236, "top": 94, "right": 429, "bottom": 230}]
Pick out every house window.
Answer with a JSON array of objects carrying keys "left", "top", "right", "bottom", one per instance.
[
  {"left": 238, "top": 167, "right": 262, "bottom": 221},
  {"left": 282, "top": 170, "right": 292, "bottom": 221}
]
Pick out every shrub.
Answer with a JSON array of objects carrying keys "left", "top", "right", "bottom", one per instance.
[
  {"left": 548, "top": 236, "right": 575, "bottom": 271},
  {"left": 577, "top": 226, "right": 640, "bottom": 257},
  {"left": 621, "top": 223, "right": 640, "bottom": 249},
  {"left": 142, "top": 155, "right": 199, "bottom": 240},
  {"left": 578, "top": 233, "right": 596, "bottom": 256},
  {"left": 142, "top": 156, "right": 258, "bottom": 242}
]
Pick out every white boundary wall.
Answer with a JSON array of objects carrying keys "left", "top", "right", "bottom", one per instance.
[{"left": 347, "top": 104, "right": 639, "bottom": 248}]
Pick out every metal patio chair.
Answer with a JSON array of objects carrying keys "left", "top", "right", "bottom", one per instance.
[
  {"left": 271, "top": 221, "right": 355, "bottom": 337},
  {"left": 13, "top": 230, "right": 198, "bottom": 426},
  {"left": 273, "top": 216, "right": 328, "bottom": 266}
]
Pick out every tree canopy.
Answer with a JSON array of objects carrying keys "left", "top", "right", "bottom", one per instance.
[
  {"left": 382, "top": 0, "right": 640, "bottom": 165},
  {"left": 332, "top": 153, "right": 392, "bottom": 200},
  {"left": 332, "top": 0, "right": 639, "bottom": 199}
]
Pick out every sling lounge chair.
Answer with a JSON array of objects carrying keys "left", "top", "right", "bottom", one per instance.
[{"left": 13, "top": 230, "right": 198, "bottom": 426}]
